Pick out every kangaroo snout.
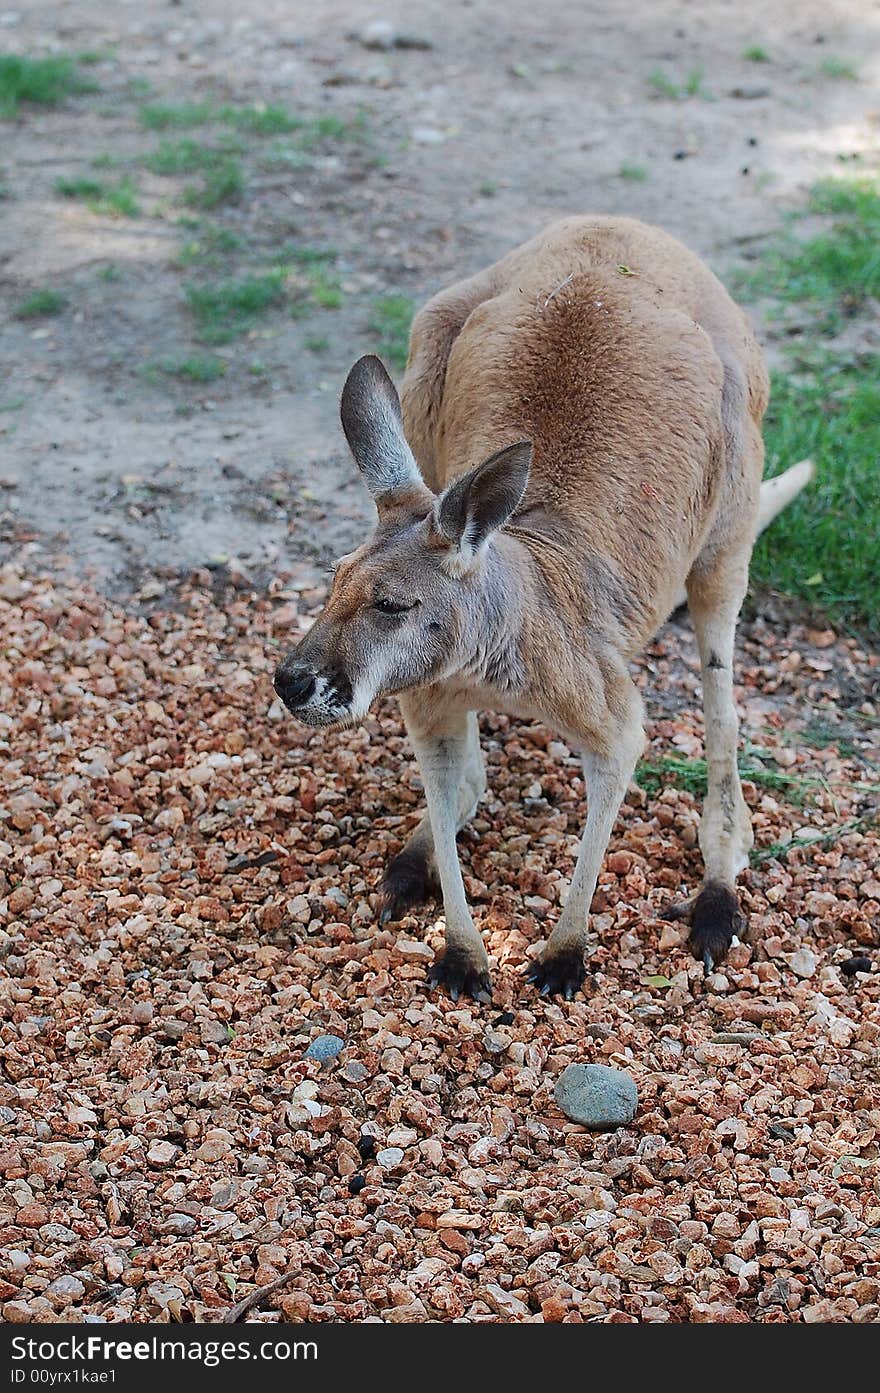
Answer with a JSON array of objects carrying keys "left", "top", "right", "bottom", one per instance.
[{"left": 273, "top": 661, "right": 316, "bottom": 711}]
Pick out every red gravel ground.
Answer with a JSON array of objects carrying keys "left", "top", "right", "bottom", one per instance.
[{"left": 1, "top": 561, "right": 879, "bottom": 1323}]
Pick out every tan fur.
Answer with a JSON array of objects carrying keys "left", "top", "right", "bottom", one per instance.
[{"left": 403, "top": 216, "right": 768, "bottom": 650}]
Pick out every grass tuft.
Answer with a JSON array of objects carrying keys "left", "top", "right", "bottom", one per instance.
[
  {"left": 14, "top": 288, "right": 66, "bottom": 319},
  {"left": 218, "top": 103, "right": 300, "bottom": 135},
  {"left": 647, "top": 68, "right": 681, "bottom": 99},
  {"left": 742, "top": 45, "right": 771, "bottom": 63},
  {"left": 820, "top": 56, "right": 858, "bottom": 81},
  {"left": 153, "top": 354, "right": 227, "bottom": 383},
  {"left": 55, "top": 174, "right": 140, "bottom": 217},
  {"left": 186, "top": 272, "right": 287, "bottom": 344},
  {"left": 635, "top": 754, "right": 819, "bottom": 804},
  {"left": 145, "top": 139, "right": 244, "bottom": 208},
  {"left": 139, "top": 102, "right": 213, "bottom": 130},
  {"left": 0, "top": 54, "right": 97, "bottom": 118},
  {"left": 619, "top": 161, "right": 648, "bottom": 182},
  {"left": 187, "top": 159, "right": 243, "bottom": 209},
  {"left": 368, "top": 295, "right": 414, "bottom": 372}
]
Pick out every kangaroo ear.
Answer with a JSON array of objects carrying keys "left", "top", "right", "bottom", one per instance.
[
  {"left": 435, "top": 441, "right": 532, "bottom": 572},
  {"left": 340, "top": 355, "right": 423, "bottom": 503}
]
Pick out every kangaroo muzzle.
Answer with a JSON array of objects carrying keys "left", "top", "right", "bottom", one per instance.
[{"left": 273, "top": 656, "right": 354, "bottom": 726}]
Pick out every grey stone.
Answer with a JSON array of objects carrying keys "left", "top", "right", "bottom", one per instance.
[
  {"left": 163, "top": 1213, "right": 196, "bottom": 1235},
  {"left": 304, "top": 1033, "right": 345, "bottom": 1062},
  {"left": 554, "top": 1063, "right": 638, "bottom": 1130},
  {"left": 359, "top": 19, "right": 395, "bottom": 50},
  {"left": 376, "top": 1147, "right": 405, "bottom": 1169}
]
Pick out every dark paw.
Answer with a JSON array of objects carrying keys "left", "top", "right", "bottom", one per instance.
[
  {"left": 427, "top": 945, "right": 492, "bottom": 1003},
  {"left": 525, "top": 947, "right": 586, "bottom": 1000},
  {"left": 378, "top": 844, "right": 439, "bottom": 924},
  {"left": 664, "top": 881, "right": 746, "bottom": 973}
]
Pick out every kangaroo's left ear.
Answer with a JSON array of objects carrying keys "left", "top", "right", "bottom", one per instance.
[
  {"left": 434, "top": 440, "right": 532, "bottom": 573},
  {"left": 340, "top": 354, "right": 425, "bottom": 505}
]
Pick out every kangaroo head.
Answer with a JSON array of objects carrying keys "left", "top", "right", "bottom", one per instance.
[{"left": 274, "top": 355, "right": 531, "bottom": 728}]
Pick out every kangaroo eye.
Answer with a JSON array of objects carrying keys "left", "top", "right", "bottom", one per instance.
[{"left": 374, "top": 597, "right": 417, "bottom": 616}]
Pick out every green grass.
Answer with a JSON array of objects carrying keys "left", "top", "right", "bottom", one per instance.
[
  {"left": 55, "top": 174, "right": 140, "bottom": 217},
  {"left": 218, "top": 103, "right": 300, "bottom": 135},
  {"left": 741, "top": 179, "right": 880, "bottom": 328},
  {"left": 308, "top": 268, "right": 343, "bottom": 309},
  {"left": 743, "top": 45, "right": 771, "bottom": 63},
  {"left": 820, "top": 56, "right": 858, "bottom": 80},
  {"left": 153, "top": 354, "right": 227, "bottom": 383},
  {"left": 741, "top": 175, "right": 880, "bottom": 635},
  {"left": 368, "top": 294, "right": 414, "bottom": 372},
  {"left": 0, "top": 54, "right": 97, "bottom": 118},
  {"left": 177, "top": 224, "right": 242, "bottom": 265},
  {"left": 139, "top": 102, "right": 214, "bottom": 130},
  {"left": 186, "top": 272, "right": 287, "bottom": 344},
  {"left": 647, "top": 66, "right": 709, "bottom": 100},
  {"left": 798, "top": 719, "right": 858, "bottom": 760},
  {"left": 752, "top": 367, "right": 880, "bottom": 635},
  {"left": 14, "top": 288, "right": 66, "bottom": 319},
  {"left": 145, "top": 139, "right": 244, "bottom": 208},
  {"left": 647, "top": 68, "right": 681, "bottom": 99},
  {"left": 751, "top": 814, "right": 876, "bottom": 867},
  {"left": 619, "top": 161, "right": 648, "bottom": 182},
  {"left": 304, "top": 335, "right": 329, "bottom": 353},
  {"left": 635, "top": 754, "right": 819, "bottom": 804},
  {"left": 479, "top": 179, "right": 498, "bottom": 197},
  {"left": 145, "top": 138, "right": 224, "bottom": 175},
  {"left": 188, "top": 159, "right": 243, "bottom": 209}
]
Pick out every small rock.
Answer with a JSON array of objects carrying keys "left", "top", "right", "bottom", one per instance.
[
  {"left": 304, "top": 1034, "right": 345, "bottom": 1063},
  {"left": 163, "top": 1213, "right": 197, "bottom": 1235},
  {"left": 412, "top": 126, "right": 446, "bottom": 145},
  {"left": 480, "top": 1282, "right": 531, "bottom": 1318},
  {"left": 358, "top": 18, "right": 395, "bottom": 50},
  {"left": 395, "top": 32, "right": 433, "bottom": 50},
  {"left": 788, "top": 947, "right": 818, "bottom": 978},
  {"left": 553, "top": 1063, "right": 638, "bottom": 1129},
  {"left": 376, "top": 1147, "right": 405, "bottom": 1169},
  {"left": 340, "top": 1060, "right": 369, "bottom": 1082},
  {"left": 386, "top": 1126, "right": 417, "bottom": 1147},
  {"left": 841, "top": 956, "right": 872, "bottom": 977},
  {"left": 147, "top": 1140, "right": 179, "bottom": 1166},
  {"left": 46, "top": 1275, "right": 85, "bottom": 1305}
]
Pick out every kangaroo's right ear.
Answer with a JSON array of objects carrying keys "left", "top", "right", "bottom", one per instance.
[{"left": 340, "top": 355, "right": 424, "bottom": 504}]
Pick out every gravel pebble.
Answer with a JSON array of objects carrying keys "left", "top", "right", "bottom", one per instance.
[
  {"left": 304, "top": 1034, "right": 346, "bottom": 1062},
  {"left": 1, "top": 560, "right": 877, "bottom": 1324}
]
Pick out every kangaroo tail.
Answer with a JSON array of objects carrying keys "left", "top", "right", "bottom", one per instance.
[{"left": 755, "top": 459, "right": 815, "bottom": 537}]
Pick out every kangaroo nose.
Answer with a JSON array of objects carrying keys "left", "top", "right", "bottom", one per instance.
[{"left": 274, "top": 664, "right": 316, "bottom": 709}]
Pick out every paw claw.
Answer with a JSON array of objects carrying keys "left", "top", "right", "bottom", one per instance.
[
  {"left": 525, "top": 948, "right": 586, "bottom": 1000},
  {"left": 663, "top": 883, "right": 745, "bottom": 970},
  {"left": 427, "top": 947, "right": 492, "bottom": 1003}
]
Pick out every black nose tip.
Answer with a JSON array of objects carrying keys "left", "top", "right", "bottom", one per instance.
[{"left": 274, "top": 664, "right": 316, "bottom": 709}]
